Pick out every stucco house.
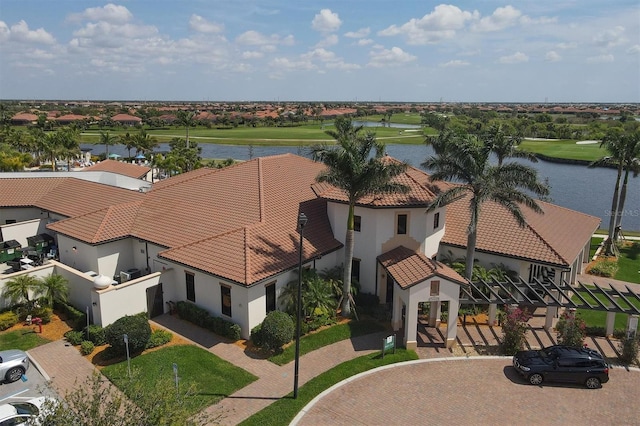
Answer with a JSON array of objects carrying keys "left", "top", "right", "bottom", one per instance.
[{"left": 0, "top": 154, "right": 599, "bottom": 349}]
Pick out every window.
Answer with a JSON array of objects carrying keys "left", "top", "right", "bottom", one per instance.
[
  {"left": 185, "top": 272, "right": 195, "bottom": 302},
  {"left": 354, "top": 215, "right": 361, "bottom": 232},
  {"left": 433, "top": 212, "right": 440, "bottom": 229},
  {"left": 5, "top": 219, "right": 16, "bottom": 224},
  {"left": 265, "top": 282, "right": 276, "bottom": 313},
  {"left": 221, "top": 285, "right": 232, "bottom": 317},
  {"left": 351, "top": 258, "right": 361, "bottom": 283},
  {"left": 430, "top": 280, "right": 440, "bottom": 297},
  {"left": 396, "top": 214, "right": 407, "bottom": 235}
]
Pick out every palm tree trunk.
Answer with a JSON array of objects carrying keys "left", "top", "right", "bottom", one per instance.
[
  {"left": 605, "top": 164, "right": 623, "bottom": 255},
  {"left": 465, "top": 230, "right": 477, "bottom": 280},
  {"left": 613, "top": 168, "right": 630, "bottom": 239},
  {"left": 342, "top": 205, "right": 355, "bottom": 316}
]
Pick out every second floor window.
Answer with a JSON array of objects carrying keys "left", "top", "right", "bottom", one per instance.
[
  {"left": 354, "top": 215, "right": 361, "bottom": 232},
  {"left": 221, "top": 285, "right": 232, "bottom": 317},
  {"left": 185, "top": 272, "right": 195, "bottom": 302},
  {"left": 433, "top": 212, "right": 440, "bottom": 229},
  {"left": 397, "top": 214, "right": 407, "bottom": 235}
]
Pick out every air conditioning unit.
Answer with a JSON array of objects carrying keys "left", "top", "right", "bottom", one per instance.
[{"left": 120, "top": 271, "right": 132, "bottom": 283}]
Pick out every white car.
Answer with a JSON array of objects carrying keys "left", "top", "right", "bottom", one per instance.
[
  {"left": 0, "top": 350, "right": 29, "bottom": 383},
  {"left": 0, "top": 397, "right": 51, "bottom": 426}
]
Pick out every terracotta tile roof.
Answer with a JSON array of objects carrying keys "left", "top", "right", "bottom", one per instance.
[
  {"left": 111, "top": 113, "right": 142, "bottom": 122},
  {"left": 0, "top": 177, "right": 143, "bottom": 218},
  {"left": 53, "top": 114, "right": 89, "bottom": 122},
  {"left": 84, "top": 160, "right": 150, "bottom": 179},
  {"left": 441, "top": 195, "right": 600, "bottom": 267},
  {"left": 312, "top": 159, "right": 440, "bottom": 208},
  {"left": 11, "top": 112, "right": 38, "bottom": 122},
  {"left": 378, "top": 246, "right": 468, "bottom": 289}
]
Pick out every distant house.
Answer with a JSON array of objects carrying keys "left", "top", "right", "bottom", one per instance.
[
  {"left": 53, "top": 114, "right": 91, "bottom": 125},
  {"left": 10, "top": 112, "right": 39, "bottom": 126},
  {"left": 84, "top": 159, "right": 152, "bottom": 181},
  {"left": 0, "top": 154, "right": 599, "bottom": 350},
  {"left": 111, "top": 113, "right": 143, "bottom": 126}
]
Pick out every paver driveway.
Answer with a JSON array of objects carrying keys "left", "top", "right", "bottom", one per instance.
[{"left": 293, "top": 358, "right": 640, "bottom": 425}]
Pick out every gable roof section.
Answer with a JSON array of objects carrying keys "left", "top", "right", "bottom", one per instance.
[
  {"left": 442, "top": 196, "right": 600, "bottom": 267},
  {"left": 312, "top": 159, "right": 440, "bottom": 208},
  {"left": 84, "top": 160, "right": 150, "bottom": 179},
  {"left": 378, "top": 246, "right": 468, "bottom": 289},
  {"left": 0, "top": 177, "right": 143, "bottom": 218}
]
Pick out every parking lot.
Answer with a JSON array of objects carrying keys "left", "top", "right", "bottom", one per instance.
[
  {"left": 294, "top": 358, "right": 640, "bottom": 425},
  {"left": 0, "top": 354, "right": 55, "bottom": 404}
]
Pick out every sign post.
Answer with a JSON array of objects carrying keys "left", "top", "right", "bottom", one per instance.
[
  {"left": 382, "top": 334, "right": 396, "bottom": 358},
  {"left": 173, "top": 363, "right": 179, "bottom": 396}
]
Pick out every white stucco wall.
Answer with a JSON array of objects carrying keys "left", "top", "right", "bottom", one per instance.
[
  {"left": 94, "top": 272, "right": 163, "bottom": 326},
  {"left": 0, "top": 218, "right": 48, "bottom": 248}
]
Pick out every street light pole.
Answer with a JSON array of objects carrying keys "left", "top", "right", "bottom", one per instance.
[{"left": 293, "top": 212, "right": 307, "bottom": 399}]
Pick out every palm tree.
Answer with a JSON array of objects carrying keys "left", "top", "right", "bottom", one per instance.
[
  {"left": 119, "top": 132, "right": 134, "bottom": 159},
  {"left": 2, "top": 274, "right": 41, "bottom": 306},
  {"left": 613, "top": 131, "right": 640, "bottom": 236},
  {"left": 39, "top": 131, "right": 64, "bottom": 171},
  {"left": 590, "top": 129, "right": 640, "bottom": 253},
  {"left": 38, "top": 273, "right": 69, "bottom": 307},
  {"left": 175, "top": 111, "right": 197, "bottom": 148},
  {"left": 132, "top": 129, "right": 158, "bottom": 156},
  {"left": 422, "top": 133, "right": 549, "bottom": 280},
  {"left": 99, "top": 131, "right": 118, "bottom": 158},
  {"left": 482, "top": 124, "right": 537, "bottom": 166},
  {"left": 311, "top": 117, "right": 409, "bottom": 316}
]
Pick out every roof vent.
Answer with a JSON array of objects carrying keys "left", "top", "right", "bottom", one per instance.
[{"left": 139, "top": 186, "right": 151, "bottom": 193}]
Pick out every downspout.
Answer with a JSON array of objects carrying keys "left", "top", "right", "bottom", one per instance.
[{"left": 145, "top": 242, "right": 150, "bottom": 272}]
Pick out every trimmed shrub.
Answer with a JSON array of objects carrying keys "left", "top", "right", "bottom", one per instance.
[
  {"left": 619, "top": 334, "right": 639, "bottom": 365},
  {"left": 175, "top": 301, "right": 242, "bottom": 340},
  {"left": 65, "top": 330, "right": 84, "bottom": 346},
  {"left": 54, "top": 301, "right": 86, "bottom": 330},
  {"left": 104, "top": 313, "right": 151, "bottom": 356},
  {"left": 250, "top": 324, "right": 263, "bottom": 347},
  {"left": 587, "top": 260, "right": 618, "bottom": 277},
  {"left": 146, "top": 329, "right": 173, "bottom": 349},
  {"left": 0, "top": 311, "right": 18, "bottom": 331},
  {"left": 31, "top": 306, "right": 53, "bottom": 324},
  {"left": 80, "top": 340, "right": 95, "bottom": 356},
  {"left": 84, "top": 325, "right": 106, "bottom": 346},
  {"left": 260, "top": 311, "right": 294, "bottom": 352},
  {"left": 555, "top": 311, "right": 586, "bottom": 347}
]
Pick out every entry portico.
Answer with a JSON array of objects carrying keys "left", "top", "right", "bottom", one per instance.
[{"left": 378, "top": 246, "right": 468, "bottom": 350}]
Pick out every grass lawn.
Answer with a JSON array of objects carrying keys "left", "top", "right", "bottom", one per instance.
[
  {"left": 589, "top": 236, "right": 603, "bottom": 258},
  {"left": 102, "top": 345, "right": 257, "bottom": 416},
  {"left": 240, "top": 349, "right": 418, "bottom": 426},
  {"left": 268, "top": 319, "right": 387, "bottom": 366},
  {"left": 615, "top": 242, "right": 640, "bottom": 283},
  {"left": 519, "top": 139, "right": 607, "bottom": 162},
  {"left": 574, "top": 287, "right": 640, "bottom": 330},
  {"left": 0, "top": 329, "right": 50, "bottom": 351}
]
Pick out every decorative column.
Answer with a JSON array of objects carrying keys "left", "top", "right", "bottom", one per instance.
[{"left": 605, "top": 296, "right": 619, "bottom": 336}]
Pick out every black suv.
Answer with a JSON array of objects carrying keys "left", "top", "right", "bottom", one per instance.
[{"left": 512, "top": 345, "right": 609, "bottom": 389}]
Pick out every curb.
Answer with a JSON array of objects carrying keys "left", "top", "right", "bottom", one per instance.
[{"left": 25, "top": 351, "right": 50, "bottom": 382}]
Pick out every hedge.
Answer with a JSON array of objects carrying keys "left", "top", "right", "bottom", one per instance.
[
  {"left": 54, "top": 301, "right": 86, "bottom": 330},
  {"left": 0, "top": 311, "right": 18, "bottom": 331},
  {"left": 176, "top": 301, "right": 241, "bottom": 340}
]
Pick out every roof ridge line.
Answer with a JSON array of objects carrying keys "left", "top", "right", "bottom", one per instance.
[
  {"left": 524, "top": 215, "right": 568, "bottom": 264},
  {"left": 92, "top": 200, "right": 142, "bottom": 243}
]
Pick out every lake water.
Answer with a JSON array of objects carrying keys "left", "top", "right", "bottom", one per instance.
[{"left": 83, "top": 143, "right": 640, "bottom": 232}]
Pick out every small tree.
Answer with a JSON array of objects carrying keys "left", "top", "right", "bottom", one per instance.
[
  {"left": 104, "top": 313, "right": 151, "bottom": 356},
  {"left": 619, "top": 333, "right": 639, "bottom": 365},
  {"left": 1, "top": 274, "right": 41, "bottom": 307},
  {"left": 38, "top": 273, "right": 69, "bottom": 307},
  {"left": 555, "top": 310, "right": 586, "bottom": 347},
  {"left": 501, "top": 306, "right": 532, "bottom": 355},
  {"left": 260, "top": 310, "right": 294, "bottom": 352}
]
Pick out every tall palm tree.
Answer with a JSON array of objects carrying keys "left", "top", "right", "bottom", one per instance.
[
  {"left": 2, "top": 274, "right": 41, "bottom": 306},
  {"left": 175, "top": 111, "right": 197, "bottom": 148},
  {"left": 613, "top": 131, "right": 640, "bottom": 236},
  {"left": 40, "top": 131, "right": 64, "bottom": 171},
  {"left": 38, "top": 273, "right": 69, "bottom": 307},
  {"left": 99, "top": 131, "right": 118, "bottom": 158},
  {"left": 590, "top": 128, "right": 640, "bottom": 253},
  {"left": 132, "top": 129, "right": 158, "bottom": 155},
  {"left": 422, "top": 133, "right": 549, "bottom": 280},
  {"left": 311, "top": 117, "right": 409, "bottom": 316},
  {"left": 482, "top": 123, "right": 537, "bottom": 166},
  {"left": 119, "top": 132, "right": 134, "bottom": 159}
]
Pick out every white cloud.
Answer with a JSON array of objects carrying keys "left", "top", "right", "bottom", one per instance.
[
  {"left": 587, "top": 54, "right": 614, "bottom": 63},
  {"left": 345, "top": 28, "right": 370, "bottom": 38},
  {"left": 498, "top": 51, "right": 528, "bottom": 64},
  {"left": 67, "top": 3, "right": 132, "bottom": 24},
  {"left": 189, "top": 15, "right": 224, "bottom": 34},
  {"left": 3, "top": 20, "right": 56, "bottom": 45},
  {"left": 315, "top": 34, "right": 338, "bottom": 48},
  {"left": 440, "top": 60, "right": 469, "bottom": 67},
  {"left": 235, "top": 30, "right": 293, "bottom": 48},
  {"left": 473, "top": 5, "right": 522, "bottom": 32},
  {"left": 368, "top": 46, "right": 416, "bottom": 68},
  {"left": 312, "top": 9, "right": 342, "bottom": 33},
  {"left": 557, "top": 42, "right": 577, "bottom": 49},
  {"left": 378, "top": 4, "right": 476, "bottom": 45},
  {"left": 242, "top": 51, "right": 264, "bottom": 59},
  {"left": 302, "top": 48, "right": 337, "bottom": 62},
  {"left": 357, "top": 39, "right": 373, "bottom": 46},
  {"left": 545, "top": 51, "right": 561, "bottom": 62},
  {"left": 593, "top": 26, "right": 626, "bottom": 48},
  {"left": 520, "top": 15, "right": 558, "bottom": 26},
  {"left": 269, "top": 56, "right": 315, "bottom": 71},
  {"left": 627, "top": 44, "right": 640, "bottom": 54}
]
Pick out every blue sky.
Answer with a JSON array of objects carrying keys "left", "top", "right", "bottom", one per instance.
[{"left": 0, "top": 1, "right": 638, "bottom": 102}]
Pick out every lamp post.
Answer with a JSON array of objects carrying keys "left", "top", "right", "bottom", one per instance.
[
  {"left": 123, "top": 333, "right": 131, "bottom": 378},
  {"left": 293, "top": 212, "right": 307, "bottom": 399}
]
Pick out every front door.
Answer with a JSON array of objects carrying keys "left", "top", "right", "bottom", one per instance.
[{"left": 146, "top": 283, "right": 164, "bottom": 318}]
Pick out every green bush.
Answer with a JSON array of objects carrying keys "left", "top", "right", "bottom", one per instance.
[
  {"left": 501, "top": 307, "right": 532, "bottom": 355},
  {"left": 0, "top": 311, "right": 18, "bottom": 331},
  {"left": 619, "top": 334, "right": 639, "bottom": 365},
  {"left": 260, "top": 311, "right": 294, "bottom": 352},
  {"left": 65, "top": 330, "right": 84, "bottom": 346},
  {"left": 80, "top": 340, "right": 95, "bottom": 356},
  {"left": 84, "top": 325, "right": 106, "bottom": 346},
  {"left": 587, "top": 260, "right": 618, "bottom": 277},
  {"left": 250, "top": 324, "right": 263, "bottom": 347},
  {"left": 54, "top": 301, "right": 86, "bottom": 330},
  {"left": 31, "top": 306, "right": 53, "bottom": 324},
  {"left": 146, "top": 329, "right": 173, "bottom": 349},
  {"left": 555, "top": 311, "right": 586, "bottom": 347},
  {"left": 175, "top": 301, "right": 242, "bottom": 340},
  {"left": 104, "top": 313, "right": 151, "bottom": 356}
]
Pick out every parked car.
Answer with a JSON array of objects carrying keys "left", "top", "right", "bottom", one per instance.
[
  {"left": 0, "top": 349, "right": 30, "bottom": 383},
  {"left": 512, "top": 345, "right": 609, "bottom": 389},
  {"left": 0, "top": 397, "right": 52, "bottom": 425}
]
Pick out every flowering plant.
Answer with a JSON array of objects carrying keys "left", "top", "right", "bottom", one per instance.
[{"left": 555, "top": 310, "right": 586, "bottom": 347}]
